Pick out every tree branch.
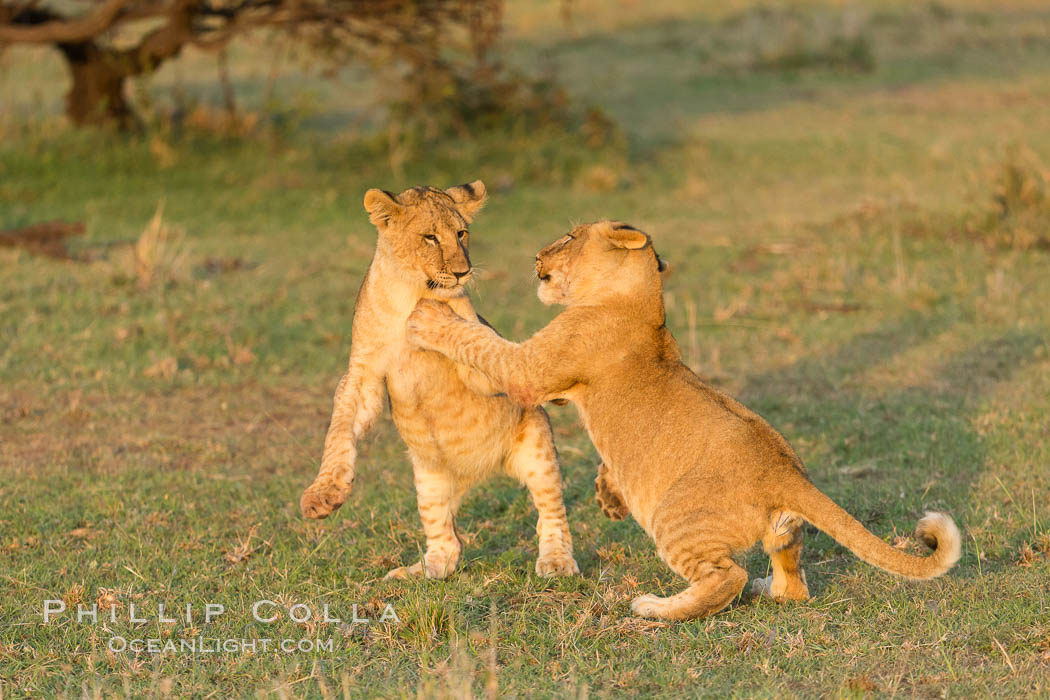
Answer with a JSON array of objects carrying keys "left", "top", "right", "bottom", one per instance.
[
  {"left": 112, "top": 0, "right": 200, "bottom": 74},
  {"left": 0, "top": 0, "right": 131, "bottom": 43}
]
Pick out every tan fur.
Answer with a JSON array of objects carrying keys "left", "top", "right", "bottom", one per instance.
[
  {"left": 406, "top": 220, "right": 961, "bottom": 620},
  {"left": 300, "top": 182, "right": 578, "bottom": 579}
]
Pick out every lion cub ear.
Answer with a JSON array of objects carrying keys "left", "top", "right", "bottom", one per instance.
[
  {"left": 363, "top": 189, "right": 403, "bottom": 227},
  {"left": 603, "top": 221, "right": 650, "bottom": 250},
  {"left": 445, "top": 180, "right": 487, "bottom": 222}
]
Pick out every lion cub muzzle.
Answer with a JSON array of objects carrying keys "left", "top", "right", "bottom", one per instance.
[
  {"left": 428, "top": 269, "right": 471, "bottom": 289},
  {"left": 535, "top": 257, "right": 550, "bottom": 281}
]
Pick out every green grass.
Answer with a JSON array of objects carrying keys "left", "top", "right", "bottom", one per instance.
[{"left": 2, "top": 1, "right": 1050, "bottom": 696}]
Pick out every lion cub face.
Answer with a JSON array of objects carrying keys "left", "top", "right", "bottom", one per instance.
[
  {"left": 363, "top": 182, "right": 487, "bottom": 297},
  {"left": 535, "top": 221, "right": 665, "bottom": 306}
]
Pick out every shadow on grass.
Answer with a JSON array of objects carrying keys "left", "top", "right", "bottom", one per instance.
[
  {"left": 741, "top": 314, "right": 1044, "bottom": 587},
  {"left": 518, "top": 5, "right": 1050, "bottom": 151}
]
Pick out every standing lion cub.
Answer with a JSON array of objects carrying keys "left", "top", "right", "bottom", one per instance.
[
  {"left": 406, "top": 220, "right": 960, "bottom": 621},
  {"left": 300, "top": 182, "right": 578, "bottom": 579}
]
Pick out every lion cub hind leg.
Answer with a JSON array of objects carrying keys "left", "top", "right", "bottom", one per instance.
[
  {"left": 383, "top": 561, "right": 424, "bottom": 580},
  {"left": 506, "top": 412, "right": 579, "bottom": 578},
  {"left": 595, "top": 462, "right": 630, "bottom": 521},
  {"left": 752, "top": 512, "right": 810, "bottom": 602},
  {"left": 631, "top": 508, "right": 748, "bottom": 621},
  {"left": 631, "top": 555, "right": 748, "bottom": 622},
  {"left": 386, "top": 458, "right": 464, "bottom": 580}
]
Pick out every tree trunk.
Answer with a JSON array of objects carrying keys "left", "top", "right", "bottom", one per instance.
[{"left": 57, "top": 41, "right": 135, "bottom": 128}]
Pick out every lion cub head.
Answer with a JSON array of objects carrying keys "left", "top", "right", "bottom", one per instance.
[
  {"left": 364, "top": 181, "right": 487, "bottom": 297},
  {"left": 534, "top": 220, "right": 667, "bottom": 306}
]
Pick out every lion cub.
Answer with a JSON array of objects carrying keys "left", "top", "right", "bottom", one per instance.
[
  {"left": 406, "top": 221, "right": 960, "bottom": 621},
  {"left": 300, "top": 182, "right": 578, "bottom": 580}
]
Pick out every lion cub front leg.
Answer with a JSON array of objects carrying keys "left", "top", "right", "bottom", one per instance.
[
  {"left": 385, "top": 458, "right": 463, "bottom": 580},
  {"left": 595, "top": 462, "right": 630, "bottom": 521},
  {"left": 302, "top": 366, "right": 385, "bottom": 519}
]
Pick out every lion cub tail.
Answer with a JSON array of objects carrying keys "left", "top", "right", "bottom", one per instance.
[{"left": 788, "top": 478, "right": 961, "bottom": 580}]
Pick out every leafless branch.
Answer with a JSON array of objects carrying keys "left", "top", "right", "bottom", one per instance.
[{"left": 0, "top": 0, "right": 131, "bottom": 43}]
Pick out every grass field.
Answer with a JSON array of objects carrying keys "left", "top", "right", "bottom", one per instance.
[{"left": 2, "top": 0, "right": 1050, "bottom": 696}]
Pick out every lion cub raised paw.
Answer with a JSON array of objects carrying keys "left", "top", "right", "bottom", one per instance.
[{"left": 300, "top": 477, "right": 353, "bottom": 519}]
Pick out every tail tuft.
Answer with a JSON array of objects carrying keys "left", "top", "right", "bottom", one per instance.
[{"left": 915, "top": 511, "right": 961, "bottom": 576}]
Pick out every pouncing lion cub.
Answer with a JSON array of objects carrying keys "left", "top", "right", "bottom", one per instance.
[
  {"left": 300, "top": 182, "right": 578, "bottom": 579},
  {"left": 406, "top": 220, "right": 960, "bottom": 621}
]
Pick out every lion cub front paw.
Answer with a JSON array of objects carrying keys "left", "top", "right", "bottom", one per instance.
[
  {"left": 535, "top": 550, "right": 580, "bottom": 578},
  {"left": 595, "top": 464, "right": 629, "bottom": 521},
  {"left": 300, "top": 478, "right": 352, "bottom": 519},
  {"left": 406, "top": 299, "right": 459, "bottom": 347}
]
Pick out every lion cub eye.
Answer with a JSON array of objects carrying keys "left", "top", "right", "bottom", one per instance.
[
  {"left": 457, "top": 230, "right": 468, "bottom": 240},
  {"left": 424, "top": 235, "right": 439, "bottom": 244}
]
